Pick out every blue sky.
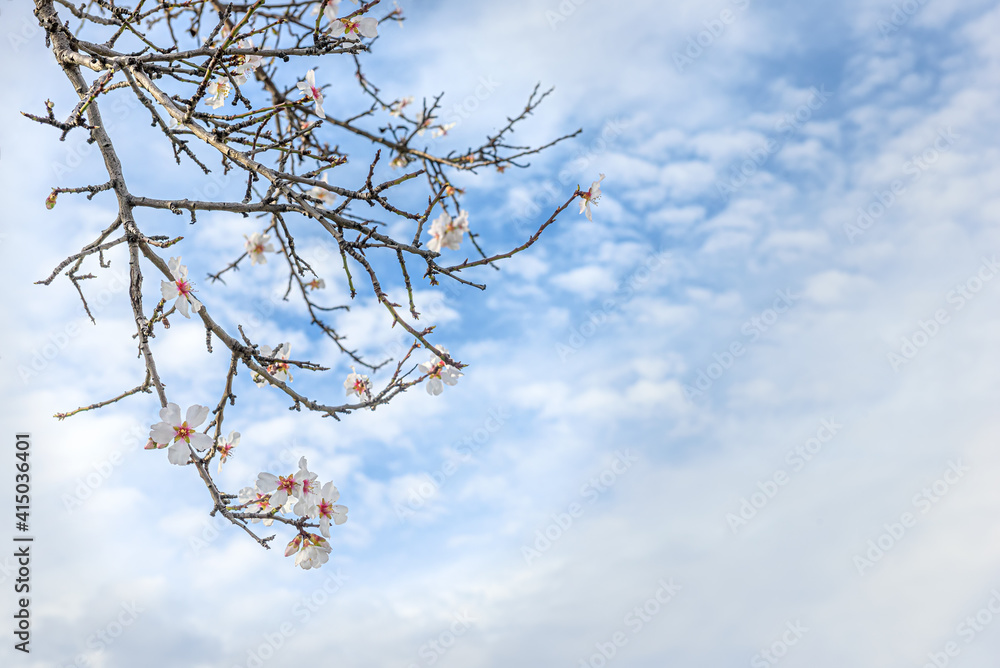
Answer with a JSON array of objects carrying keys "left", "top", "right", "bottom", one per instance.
[{"left": 4, "top": 0, "right": 1000, "bottom": 666}]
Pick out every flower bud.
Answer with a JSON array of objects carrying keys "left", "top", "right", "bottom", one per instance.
[{"left": 284, "top": 534, "right": 303, "bottom": 557}]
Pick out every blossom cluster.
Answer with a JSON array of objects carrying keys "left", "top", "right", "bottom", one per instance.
[
  {"left": 413, "top": 111, "right": 456, "bottom": 138},
  {"left": 388, "top": 96, "right": 414, "bottom": 117},
  {"left": 147, "top": 403, "right": 347, "bottom": 570},
  {"left": 205, "top": 38, "right": 264, "bottom": 109},
  {"left": 241, "top": 457, "right": 348, "bottom": 569},
  {"left": 253, "top": 342, "right": 292, "bottom": 387},
  {"left": 295, "top": 4, "right": 378, "bottom": 117},
  {"left": 312, "top": 0, "right": 376, "bottom": 42},
  {"left": 418, "top": 345, "right": 462, "bottom": 395}
]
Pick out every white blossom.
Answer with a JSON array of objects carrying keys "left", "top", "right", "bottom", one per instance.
[
  {"left": 292, "top": 457, "right": 321, "bottom": 516},
  {"left": 579, "top": 174, "right": 605, "bottom": 222},
  {"left": 418, "top": 345, "right": 463, "bottom": 395},
  {"left": 160, "top": 257, "right": 203, "bottom": 318},
  {"left": 344, "top": 366, "right": 372, "bottom": 402},
  {"left": 256, "top": 468, "right": 302, "bottom": 509},
  {"left": 389, "top": 96, "right": 414, "bottom": 117},
  {"left": 233, "top": 38, "right": 263, "bottom": 85},
  {"left": 216, "top": 431, "right": 239, "bottom": 472},
  {"left": 307, "top": 173, "right": 337, "bottom": 206},
  {"left": 432, "top": 122, "right": 456, "bottom": 138},
  {"left": 294, "top": 533, "right": 332, "bottom": 569},
  {"left": 206, "top": 79, "right": 231, "bottom": 109},
  {"left": 239, "top": 486, "right": 281, "bottom": 526},
  {"left": 427, "top": 210, "right": 470, "bottom": 253},
  {"left": 253, "top": 342, "right": 292, "bottom": 387},
  {"left": 313, "top": 481, "right": 348, "bottom": 538},
  {"left": 335, "top": 15, "right": 378, "bottom": 40},
  {"left": 297, "top": 69, "right": 326, "bottom": 118},
  {"left": 149, "top": 403, "right": 213, "bottom": 466},
  {"left": 244, "top": 232, "right": 275, "bottom": 265},
  {"left": 415, "top": 111, "right": 433, "bottom": 135}
]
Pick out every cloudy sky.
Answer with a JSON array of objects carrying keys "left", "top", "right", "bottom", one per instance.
[{"left": 4, "top": 0, "right": 1000, "bottom": 666}]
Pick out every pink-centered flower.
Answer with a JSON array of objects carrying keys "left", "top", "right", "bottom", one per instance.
[
  {"left": 149, "top": 403, "right": 213, "bottom": 466},
  {"left": 253, "top": 342, "right": 292, "bottom": 387},
  {"left": 344, "top": 366, "right": 372, "bottom": 402},
  {"left": 313, "top": 481, "right": 348, "bottom": 537},
  {"left": 432, "top": 122, "right": 456, "bottom": 138},
  {"left": 297, "top": 69, "right": 326, "bottom": 118},
  {"left": 579, "top": 174, "right": 605, "bottom": 222},
  {"left": 292, "top": 457, "right": 320, "bottom": 516},
  {"left": 256, "top": 468, "right": 302, "bottom": 508},
  {"left": 307, "top": 173, "right": 337, "bottom": 207},
  {"left": 233, "top": 38, "right": 263, "bottom": 85},
  {"left": 238, "top": 486, "right": 283, "bottom": 526},
  {"left": 216, "top": 430, "right": 239, "bottom": 472},
  {"left": 306, "top": 277, "right": 326, "bottom": 290},
  {"left": 427, "top": 210, "right": 470, "bottom": 253},
  {"left": 311, "top": 0, "right": 342, "bottom": 23},
  {"left": 336, "top": 15, "right": 378, "bottom": 40},
  {"left": 389, "top": 96, "right": 414, "bottom": 117},
  {"left": 244, "top": 231, "right": 275, "bottom": 265},
  {"left": 160, "top": 257, "right": 203, "bottom": 318},
  {"left": 418, "top": 345, "right": 463, "bottom": 396},
  {"left": 206, "top": 79, "right": 230, "bottom": 109}
]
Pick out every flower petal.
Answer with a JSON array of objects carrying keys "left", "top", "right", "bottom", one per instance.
[
  {"left": 189, "top": 433, "right": 213, "bottom": 451},
  {"left": 150, "top": 422, "right": 176, "bottom": 445},
  {"left": 161, "top": 280, "right": 179, "bottom": 300},
  {"left": 256, "top": 472, "right": 279, "bottom": 493},
  {"left": 359, "top": 17, "right": 378, "bottom": 37},
  {"left": 185, "top": 404, "right": 210, "bottom": 428},
  {"left": 167, "top": 441, "right": 192, "bottom": 466},
  {"left": 159, "top": 403, "right": 182, "bottom": 425},
  {"left": 176, "top": 295, "right": 191, "bottom": 318},
  {"left": 168, "top": 256, "right": 183, "bottom": 279}
]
